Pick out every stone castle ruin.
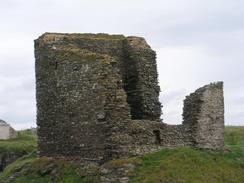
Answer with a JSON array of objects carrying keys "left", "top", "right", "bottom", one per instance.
[{"left": 35, "top": 33, "right": 224, "bottom": 162}]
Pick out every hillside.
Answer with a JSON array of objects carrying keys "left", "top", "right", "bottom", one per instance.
[
  {"left": 0, "top": 130, "right": 36, "bottom": 154},
  {"left": 0, "top": 130, "right": 37, "bottom": 173},
  {"left": 0, "top": 126, "right": 243, "bottom": 183}
]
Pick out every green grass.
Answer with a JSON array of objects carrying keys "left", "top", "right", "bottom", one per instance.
[
  {"left": 0, "top": 130, "right": 37, "bottom": 153},
  {"left": 0, "top": 153, "right": 99, "bottom": 183},
  {"left": 129, "top": 148, "right": 244, "bottom": 183},
  {"left": 129, "top": 126, "right": 244, "bottom": 183},
  {"left": 0, "top": 126, "right": 243, "bottom": 183},
  {"left": 224, "top": 126, "right": 244, "bottom": 161}
]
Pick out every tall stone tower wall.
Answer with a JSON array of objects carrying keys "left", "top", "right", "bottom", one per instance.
[
  {"left": 35, "top": 33, "right": 161, "bottom": 160},
  {"left": 122, "top": 38, "right": 161, "bottom": 120}
]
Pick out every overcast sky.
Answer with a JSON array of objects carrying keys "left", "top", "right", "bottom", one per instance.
[{"left": 0, "top": 0, "right": 244, "bottom": 129}]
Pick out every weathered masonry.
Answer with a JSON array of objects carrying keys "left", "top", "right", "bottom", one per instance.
[{"left": 35, "top": 33, "right": 224, "bottom": 162}]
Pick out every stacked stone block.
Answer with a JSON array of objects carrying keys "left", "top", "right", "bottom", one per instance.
[
  {"left": 183, "top": 82, "right": 225, "bottom": 150},
  {"left": 35, "top": 33, "right": 225, "bottom": 162},
  {"left": 122, "top": 38, "right": 161, "bottom": 120},
  {"left": 35, "top": 33, "right": 161, "bottom": 160}
]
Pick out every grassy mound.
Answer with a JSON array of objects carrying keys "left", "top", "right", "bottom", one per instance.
[
  {"left": 0, "top": 130, "right": 37, "bottom": 153},
  {"left": 130, "top": 148, "right": 244, "bottom": 183},
  {"left": 0, "top": 126, "right": 243, "bottom": 183},
  {"left": 131, "top": 126, "right": 244, "bottom": 182},
  {"left": 0, "top": 153, "right": 99, "bottom": 183}
]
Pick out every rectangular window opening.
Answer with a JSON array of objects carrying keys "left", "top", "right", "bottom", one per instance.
[{"left": 153, "top": 130, "right": 161, "bottom": 144}]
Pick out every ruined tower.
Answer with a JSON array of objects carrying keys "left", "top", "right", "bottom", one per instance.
[
  {"left": 35, "top": 33, "right": 161, "bottom": 160},
  {"left": 35, "top": 33, "right": 225, "bottom": 161}
]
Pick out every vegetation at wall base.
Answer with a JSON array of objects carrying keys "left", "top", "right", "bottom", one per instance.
[
  {"left": 0, "top": 126, "right": 243, "bottom": 183},
  {"left": 0, "top": 153, "right": 100, "bottom": 183},
  {"left": 130, "top": 147, "right": 244, "bottom": 183}
]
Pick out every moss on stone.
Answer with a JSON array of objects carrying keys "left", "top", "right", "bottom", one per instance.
[{"left": 37, "top": 33, "right": 126, "bottom": 44}]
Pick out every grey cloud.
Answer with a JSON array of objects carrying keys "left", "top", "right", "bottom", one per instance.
[
  {"left": 160, "top": 89, "right": 186, "bottom": 105},
  {"left": 0, "top": 0, "right": 244, "bottom": 128},
  {"left": 0, "top": 76, "right": 35, "bottom": 127},
  {"left": 232, "top": 97, "right": 244, "bottom": 105}
]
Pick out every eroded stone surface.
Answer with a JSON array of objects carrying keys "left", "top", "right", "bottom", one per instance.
[
  {"left": 183, "top": 82, "right": 225, "bottom": 150},
  {"left": 35, "top": 33, "right": 225, "bottom": 162}
]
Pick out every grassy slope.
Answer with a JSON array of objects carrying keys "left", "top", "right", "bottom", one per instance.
[
  {"left": 224, "top": 126, "right": 244, "bottom": 160},
  {"left": 130, "top": 126, "right": 244, "bottom": 183},
  {"left": 0, "top": 130, "right": 37, "bottom": 153},
  {"left": 0, "top": 153, "right": 99, "bottom": 183},
  {"left": 0, "top": 126, "right": 243, "bottom": 183},
  {"left": 130, "top": 148, "right": 244, "bottom": 183}
]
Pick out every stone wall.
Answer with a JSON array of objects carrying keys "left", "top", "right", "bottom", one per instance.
[
  {"left": 35, "top": 33, "right": 161, "bottom": 161},
  {"left": 35, "top": 33, "right": 225, "bottom": 162},
  {"left": 183, "top": 82, "right": 225, "bottom": 150},
  {"left": 116, "top": 82, "right": 225, "bottom": 156},
  {"left": 122, "top": 38, "right": 161, "bottom": 120}
]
